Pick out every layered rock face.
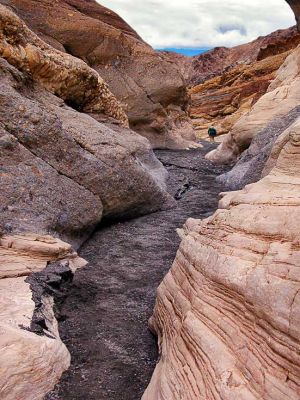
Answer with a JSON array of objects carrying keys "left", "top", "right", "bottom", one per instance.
[
  {"left": 189, "top": 26, "right": 300, "bottom": 85},
  {"left": 0, "top": 234, "right": 86, "bottom": 400},
  {"left": 206, "top": 43, "right": 300, "bottom": 163},
  {"left": 1, "top": 0, "right": 197, "bottom": 149},
  {"left": 217, "top": 106, "right": 300, "bottom": 190},
  {"left": 143, "top": 120, "right": 300, "bottom": 400},
  {"left": 189, "top": 50, "right": 295, "bottom": 138}
]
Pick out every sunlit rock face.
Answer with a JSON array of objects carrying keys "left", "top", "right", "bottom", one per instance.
[
  {"left": 0, "top": 0, "right": 197, "bottom": 149},
  {"left": 0, "top": 234, "right": 86, "bottom": 400},
  {"left": 143, "top": 120, "right": 300, "bottom": 400},
  {"left": 189, "top": 49, "right": 295, "bottom": 138},
  {"left": 186, "top": 26, "right": 300, "bottom": 139}
]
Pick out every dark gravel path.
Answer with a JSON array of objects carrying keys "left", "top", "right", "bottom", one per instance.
[{"left": 46, "top": 142, "right": 229, "bottom": 400}]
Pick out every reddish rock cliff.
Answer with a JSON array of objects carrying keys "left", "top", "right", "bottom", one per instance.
[
  {"left": 189, "top": 27, "right": 300, "bottom": 138},
  {"left": 190, "top": 26, "right": 300, "bottom": 85}
]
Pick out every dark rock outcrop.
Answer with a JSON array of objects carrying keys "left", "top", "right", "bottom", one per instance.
[
  {"left": 0, "top": 0, "right": 197, "bottom": 149},
  {"left": 286, "top": 0, "right": 300, "bottom": 30}
]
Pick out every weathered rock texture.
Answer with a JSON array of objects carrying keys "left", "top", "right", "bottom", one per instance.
[
  {"left": 0, "top": 234, "right": 86, "bottom": 400},
  {"left": 189, "top": 50, "right": 295, "bottom": 138},
  {"left": 0, "top": 4, "right": 128, "bottom": 126},
  {"left": 0, "top": 5, "right": 173, "bottom": 246},
  {"left": 206, "top": 43, "right": 300, "bottom": 163},
  {"left": 1, "top": 0, "right": 197, "bottom": 149},
  {"left": 143, "top": 120, "right": 300, "bottom": 400}
]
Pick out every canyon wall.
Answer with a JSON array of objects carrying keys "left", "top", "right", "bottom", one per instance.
[
  {"left": 0, "top": 234, "right": 86, "bottom": 400},
  {"left": 143, "top": 111, "right": 300, "bottom": 400},
  {"left": 189, "top": 27, "right": 300, "bottom": 138},
  {"left": 0, "top": 4, "right": 174, "bottom": 398},
  {"left": 189, "top": 26, "right": 300, "bottom": 85},
  {"left": 206, "top": 43, "right": 300, "bottom": 163},
  {"left": 144, "top": 3, "right": 300, "bottom": 400},
  {"left": 0, "top": 0, "right": 197, "bottom": 149}
]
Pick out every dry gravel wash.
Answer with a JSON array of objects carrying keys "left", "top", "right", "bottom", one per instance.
[{"left": 46, "top": 142, "right": 229, "bottom": 400}]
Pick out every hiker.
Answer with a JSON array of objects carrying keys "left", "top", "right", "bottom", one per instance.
[{"left": 208, "top": 126, "right": 217, "bottom": 142}]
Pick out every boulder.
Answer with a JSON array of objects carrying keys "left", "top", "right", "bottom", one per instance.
[{"left": 0, "top": 234, "right": 86, "bottom": 400}]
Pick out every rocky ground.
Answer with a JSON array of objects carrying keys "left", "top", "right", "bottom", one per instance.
[{"left": 45, "top": 142, "right": 229, "bottom": 400}]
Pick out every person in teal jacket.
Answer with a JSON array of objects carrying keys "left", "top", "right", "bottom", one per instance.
[{"left": 208, "top": 126, "right": 217, "bottom": 142}]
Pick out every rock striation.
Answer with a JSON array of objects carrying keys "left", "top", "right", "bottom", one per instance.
[
  {"left": 189, "top": 51, "right": 294, "bottom": 138},
  {"left": 217, "top": 106, "right": 300, "bottom": 190},
  {"left": 1, "top": 0, "right": 197, "bottom": 149},
  {"left": 0, "top": 234, "right": 86, "bottom": 400},
  {"left": 187, "top": 26, "right": 300, "bottom": 138},
  {"left": 143, "top": 120, "right": 300, "bottom": 400},
  {"left": 206, "top": 43, "right": 300, "bottom": 163},
  {"left": 0, "top": 4, "right": 128, "bottom": 126},
  {"left": 189, "top": 26, "right": 300, "bottom": 85},
  {"left": 144, "top": 4, "right": 300, "bottom": 399}
]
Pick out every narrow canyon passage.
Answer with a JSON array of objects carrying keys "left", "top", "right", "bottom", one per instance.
[{"left": 46, "top": 143, "right": 229, "bottom": 400}]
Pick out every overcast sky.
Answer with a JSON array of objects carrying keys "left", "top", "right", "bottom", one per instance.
[{"left": 98, "top": 0, "right": 296, "bottom": 49}]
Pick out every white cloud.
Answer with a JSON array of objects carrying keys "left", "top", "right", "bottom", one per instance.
[{"left": 97, "top": 0, "right": 296, "bottom": 48}]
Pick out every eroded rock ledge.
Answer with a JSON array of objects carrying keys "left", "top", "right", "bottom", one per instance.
[
  {"left": 0, "top": 0, "right": 197, "bottom": 149},
  {"left": 143, "top": 122, "right": 300, "bottom": 399},
  {"left": 0, "top": 4, "right": 128, "bottom": 126},
  {"left": 0, "top": 234, "right": 86, "bottom": 400}
]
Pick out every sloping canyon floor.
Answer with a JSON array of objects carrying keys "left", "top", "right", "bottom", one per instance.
[{"left": 46, "top": 142, "right": 230, "bottom": 400}]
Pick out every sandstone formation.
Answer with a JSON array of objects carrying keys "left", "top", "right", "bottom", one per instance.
[
  {"left": 0, "top": 4, "right": 128, "bottom": 126},
  {"left": 143, "top": 120, "right": 300, "bottom": 400},
  {"left": 190, "top": 26, "right": 300, "bottom": 83},
  {"left": 1, "top": 0, "right": 197, "bottom": 149},
  {"left": 189, "top": 50, "right": 295, "bottom": 138},
  {"left": 0, "top": 234, "right": 86, "bottom": 400},
  {"left": 206, "top": 42, "right": 300, "bottom": 163}
]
